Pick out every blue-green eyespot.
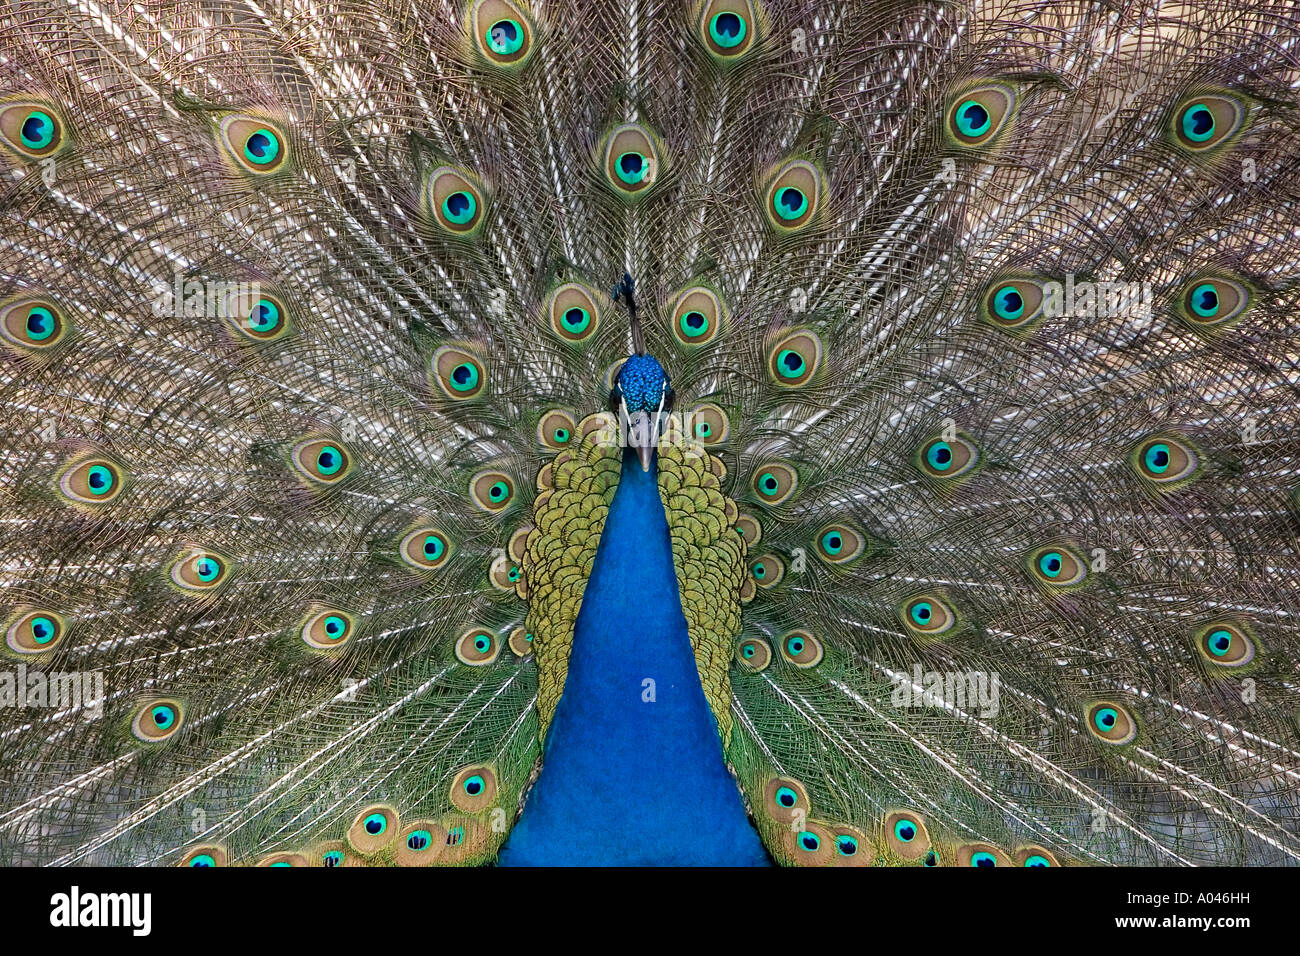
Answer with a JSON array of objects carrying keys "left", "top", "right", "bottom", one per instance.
[
  {"left": 292, "top": 438, "right": 353, "bottom": 484},
  {"left": 59, "top": 457, "right": 124, "bottom": 505},
  {"left": 946, "top": 84, "right": 1015, "bottom": 146},
  {"left": 698, "top": 0, "right": 758, "bottom": 60},
  {"left": 779, "top": 629, "right": 823, "bottom": 668},
  {"left": 132, "top": 698, "right": 184, "bottom": 743},
  {"left": 918, "top": 434, "right": 979, "bottom": 479},
  {"left": 1194, "top": 621, "right": 1257, "bottom": 669},
  {"left": 301, "top": 608, "right": 355, "bottom": 651},
  {"left": 0, "top": 102, "right": 67, "bottom": 158},
  {"left": 219, "top": 115, "right": 288, "bottom": 174},
  {"left": 432, "top": 345, "right": 487, "bottom": 400},
  {"left": 426, "top": 167, "right": 487, "bottom": 235},
  {"left": 670, "top": 285, "right": 724, "bottom": 347},
  {"left": 763, "top": 159, "right": 823, "bottom": 231},
  {"left": 1171, "top": 93, "right": 1247, "bottom": 152},
  {"left": 6, "top": 609, "right": 67, "bottom": 654},
  {"left": 170, "top": 550, "right": 230, "bottom": 591},
  {"left": 1086, "top": 700, "right": 1138, "bottom": 745},
  {"left": 456, "top": 628, "right": 501, "bottom": 666},
  {"left": 1, "top": 297, "right": 69, "bottom": 353},
  {"left": 348, "top": 805, "right": 398, "bottom": 855},
  {"left": 548, "top": 283, "right": 601, "bottom": 343},
  {"left": 1131, "top": 434, "right": 1199, "bottom": 487},
  {"left": 471, "top": 0, "right": 535, "bottom": 67},
  {"left": 602, "top": 123, "right": 660, "bottom": 197},
  {"left": 451, "top": 765, "right": 498, "bottom": 810}
]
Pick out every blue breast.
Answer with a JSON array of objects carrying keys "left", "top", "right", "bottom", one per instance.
[{"left": 498, "top": 450, "right": 770, "bottom": 866}]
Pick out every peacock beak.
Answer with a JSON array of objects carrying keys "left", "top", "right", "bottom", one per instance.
[{"left": 626, "top": 409, "right": 657, "bottom": 472}]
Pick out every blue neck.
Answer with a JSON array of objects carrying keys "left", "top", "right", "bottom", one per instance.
[{"left": 498, "top": 451, "right": 769, "bottom": 865}]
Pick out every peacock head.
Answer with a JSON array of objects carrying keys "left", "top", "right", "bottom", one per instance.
[
  {"left": 610, "top": 272, "right": 673, "bottom": 472},
  {"left": 613, "top": 353, "right": 672, "bottom": 472}
]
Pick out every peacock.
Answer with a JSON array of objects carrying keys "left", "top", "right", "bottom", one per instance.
[{"left": 1, "top": 0, "right": 1299, "bottom": 869}]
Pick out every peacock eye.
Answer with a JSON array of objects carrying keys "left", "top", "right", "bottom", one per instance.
[
  {"left": 322, "top": 849, "right": 345, "bottom": 866},
  {"left": 189, "top": 854, "right": 216, "bottom": 867},
  {"left": 709, "top": 12, "right": 747, "bottom": 48},
  {"left": 918, "top": 434, "right": 979, "bottom": 480},
  {"left": 774, "top": 186, "right": 808, "bottom": 220},
  {"left": 1086, "top": 700, "right": 1138, "bottom": 745},
  {"left": 670, "top": 285, "right": 724, "bottom": 347},
  {"left": 218, "top": 116, "right": 288, "bottom": 174},
  {"left": 1, "top": 298, "right": 68, "bottom": 353},
  {"left": 1023, "top": 854, "right": 1050, "bottom": 867},
  {"left": 59, "top": 457, "right": 124, "bottom": 505},
  {"left": 538, "top": 410, "right": 577, "bottom": 450},
  {"left": 735, "top": 636, "right": 771, "bottom": 671},
  {"left": 21, "top": 110, "right": 56, "bottom": 149},
  {"left": 0, "top": 102, "right": 67, "bottom": 158},
  {"left": 615, "top": 150, "right": 649, "bottom": 185},
  {"left": 248, "top": 297, "right": 280, "bottom": 333},
  {"left": 776, "top": 787, "right": 798, "bottom": 809},
  {"left": 1027, "top": 543, "right": 1088, "bottom": 589},
  {"left": 548, "top": 282, "right": 601, "bottom": 343},
  {"left": 471, "top": 0, "right": 534, "bottom": 67},
  {"left": 763, "top": 159, "right": 824, "bottom": 231},
  {"left": 680, "top": 310, "right": 708, "bottom": 337},
  {"left": 132, "top": 698, "right": 184, "bottom": 742},
  {"left": 797, "top": 831, "right": 821, "bottom": 852},
  {"left": 170, "top": 550, "right": 229, "bottom": 591},
  {"left": 6, "top": 610, "right": 66, "bottom": 654},
  {"left": 924, "top": 850, "right": 938, "bottom": 866},
  {"left": 431, "top": 346, "right": 487, "bottom": 399},
  {"left": 1195, "top": 621, "right": 1257, "bottom": 669},
  {"left": 426, "top": 167, "right": 487, "bottom": 235},
  {"left": 884, "top": 810, "right": 931, "bottom": 859},
  {"left": 970, "top": 851, "right": 998, "bottom": 867},
  {"left": 813, "top": 523, "right": 867, "bottom": 565},
  {"left": 451, "top": 364, "right": 481, "bottom": 396},
  {"left": 400, "top": 527, "right": 451, "bottom": 570},
  {"left": 456, "top": 628, "right": 501, "bottom": 665},
  {"left": 945, "top": 84, "right": 1016, "bottom": 147},
  {"left": 766, "top": 329, "right": 822, "bottom": 386},
  {"left": 347, "top": 806, "right": 399, "bottom": 855},
  {"left": 30, "top": 616, "right": 56, "bottom": 644},
  {"left": 562, "top": 307, "right": 590, "bottom": 334},
  {"left": 451, "top": 765, "right": 498, "bottom": 810},
  {"left": 982, "top": 276, "right": 1050, "bottom": 331},
  {"left": 602, "top": 123, "right": 660, "bottom": 197},
  {"left": 752, "top": 463, "right": 797, "bottom": 505},
  {"left": 953, "top": 100, "right": 990, "bottom": 137},
  {"left": 406, "top": 829, "right": 433, "bottom": 851},
  {"left": 1179, "top": 276, "right": 1250, "bottom": 329},
  {"left": 1132, "top": 434, "right": 1199, "bottom": 487},
  {"left": 292, "top": 438, "right": 353, "bottom": 484},
  {"left": 244, "top": 128, "right": 280, "bottom": 166},
  {"left": 901, "top": 592, "right": 956, "bottom": 637},
  {"left": 301, "top": 609, "right": 355, "bottom": 650},
  {"left": 836, "top": 835, "right": 858, "bottom": 856},
  {"left": 698, "top": 0, "right": 757, "bottom": 59},
  {"left": 443, "top": 190, "right": 477, "bottom": 224},
  {"left": 778, "top": 629, "right": 823, "bottom": 668},
  {"left": 470, "top": 471, "right": 515, "bottom": 512},
  {"left": 1171, "top": 93, "right": 1247, "bottom": 151},
  {"left": 486, "top": 18, "right": 523, "bottom": 55}
]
